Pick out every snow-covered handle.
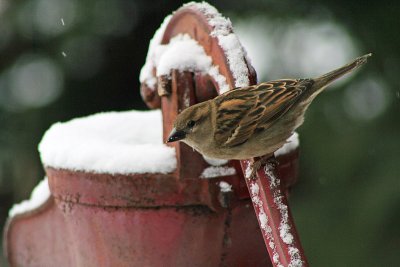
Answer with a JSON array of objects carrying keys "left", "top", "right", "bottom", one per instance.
[{"left": 242, "top": 160, "right": 308, "bottom": 267}]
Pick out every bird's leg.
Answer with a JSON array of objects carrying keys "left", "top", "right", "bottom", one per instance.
[{"left": 249, "top": 154, "right": 277, "bottom": 179}]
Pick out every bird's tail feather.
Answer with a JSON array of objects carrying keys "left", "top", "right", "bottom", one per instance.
[{"left": 312, "top": 53, "right": 372, "bottom": 90}]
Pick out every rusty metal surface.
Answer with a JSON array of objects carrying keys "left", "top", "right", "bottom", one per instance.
[
  {"left": 5, "top": 150, "right": 298, "bottom": 266},
  {"left": 44, "top": 153, "right": 297, "bottom": 210},
  {"left": 241, "top": 160, "right": 308, "bottom": 266},
  {"left": 4, "top": 198, "right": 72, "bottom": 267},
  {"left": 5, "top": 196, "right": 272, "bottom": 267}
]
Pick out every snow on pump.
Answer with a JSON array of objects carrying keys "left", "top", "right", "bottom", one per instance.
[{"left": 4, "top": 3, "right": 306, "bottom": 266}]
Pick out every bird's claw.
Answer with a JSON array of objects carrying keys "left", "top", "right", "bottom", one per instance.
[
  {"left": 249, "top": 156, "right": 278, "bottom": 179},
  {"left": 265, "top": 157, "right": 279, "bottom": 169}
]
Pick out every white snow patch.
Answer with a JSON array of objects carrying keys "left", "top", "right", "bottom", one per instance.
[
  {"left": 208, "top": 65, "right": 230, "bottom": 93},
  {"left": 251, "top": 195, "right": 261, "bottom": 206},
  {"left": 203, "top": 155, "right": 228, "bottom": 166},
  {"left": 249, "top": 182, "right": 262, "bottom": 210},
  {"left": 218, "top": 181, "right": 232, "bottom": 192},
  {"left": 264, "top": 163, "right": 304, "bottom": 266},
  {"left": 217, "top": 34, "right": 250, "bottom": 88},
  {"left": 288, "top": 247, "right": 303, "bottom": 267},
  {"left": 250, "top": 182, "right": 262, "bottom": 205},
  {"left": 265, "top": 163, "right": 280, "bottom": 188},
  {"left": 139, "top": 15, "right": 172, "bottom": 90},
  {"left": 269, "top": 240, "right": 275, "bottom": 250},
  {"left": 140, "top": 2, "right": 251, "bottom": 94},
  {"left": 39, "top": 110, "right": 176, "bottom": 175},
  {"left": 280, "top": 222, "right": 294, "bottom": 245},
  {"left": 265, "top": 164, "right": 291, "bottom": 244},
  {"left": 184, "top": 2, "right": 251, "bottom": 90},
  {"left": 249, "top": 180, "right": 283, "bottom": 266},
  {"left": 9, "top": 177, "right": 51, "bottom": 217},
  {"left": 157, "top": 34, "right": 212, "bottom": 76},
  {"left": 245, "top": 162, "right": 252, "bottom": 179},
  {"left": 201, "top": 166, "right": 236, "bottom": 178},
  {"left": 250, "top": 182, "right": 259, "bottom": 196},
  {"left": 258, "top": 211, "right": 269, "bottom": 231},
  {"left": 274, "top": 132, "right": 300, "bottom": 157},
  {"left": 145, "top": 33, "right": 230, "bottom": 94}
]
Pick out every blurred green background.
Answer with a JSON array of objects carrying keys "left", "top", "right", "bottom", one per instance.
[{"left": 0, "top": 0, "right": 399, "bottom": 266}]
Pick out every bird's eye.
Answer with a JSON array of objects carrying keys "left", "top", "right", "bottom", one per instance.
[{"left": 187, "top": 120, "right": 196, "bottom": 128}]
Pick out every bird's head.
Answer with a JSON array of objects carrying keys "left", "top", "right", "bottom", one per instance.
[{"left": 167, "top": 101, "right": 211, "bottom": 145}]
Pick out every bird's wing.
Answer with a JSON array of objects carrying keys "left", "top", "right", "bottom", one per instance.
[{"left": 214, "top": 79, "right": 313, "bottom": 147}]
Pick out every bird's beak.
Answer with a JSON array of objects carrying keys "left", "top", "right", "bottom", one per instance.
[{"left": 167, "top": 128, "right": 186, "bottom": 143}]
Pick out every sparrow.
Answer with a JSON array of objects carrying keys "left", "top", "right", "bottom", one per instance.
[{"left": 167, "top": 54, "right": 371, "bottom": 170}]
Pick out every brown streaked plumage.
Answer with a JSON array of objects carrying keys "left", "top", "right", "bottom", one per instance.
[{"left": 167, "top": 53, "right": 371, "bottom": 161}]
